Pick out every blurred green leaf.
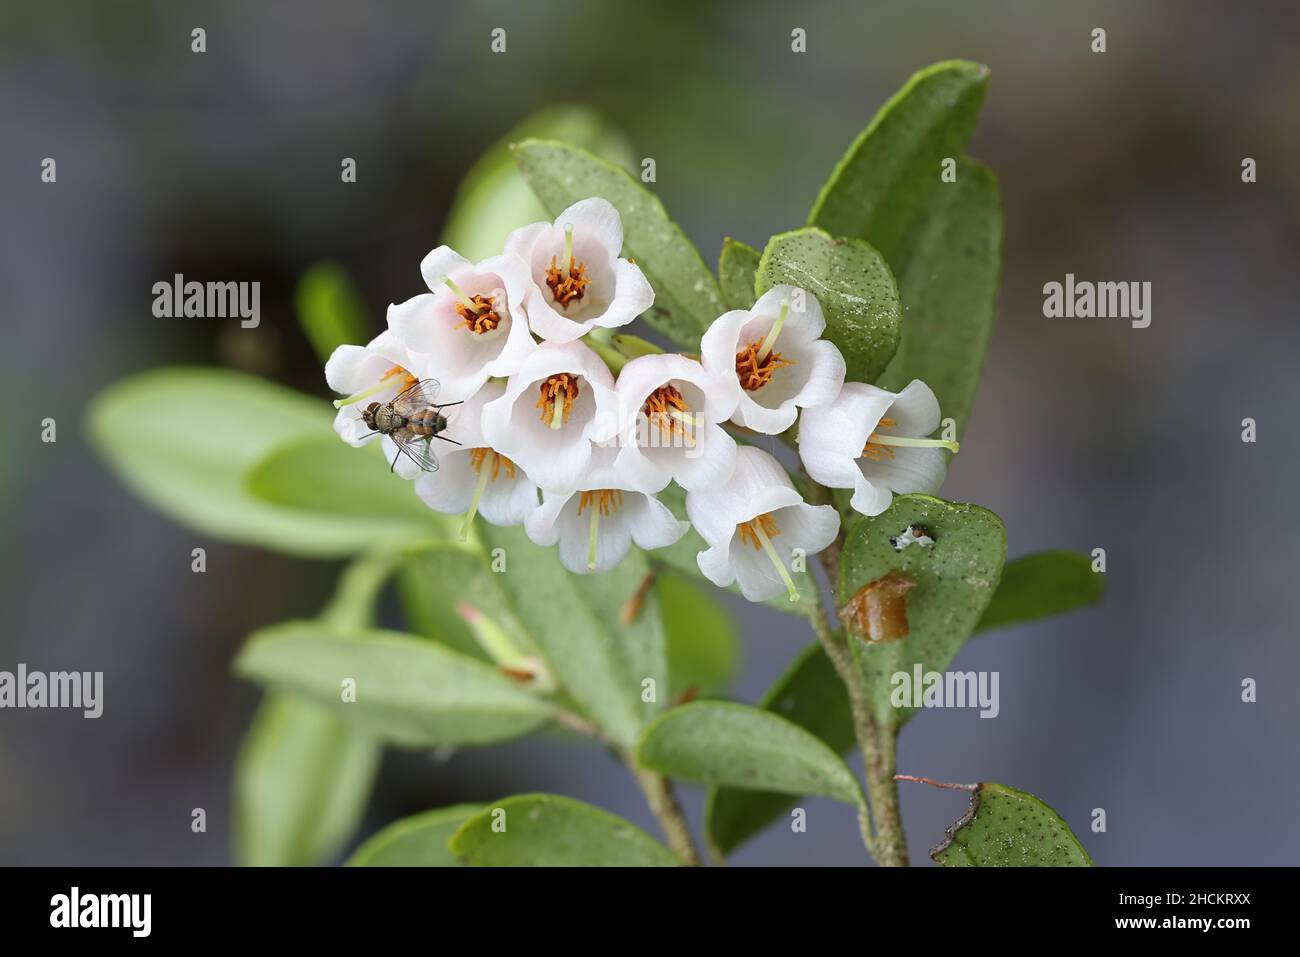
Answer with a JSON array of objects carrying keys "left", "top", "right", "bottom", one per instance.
[
  {"left": 705, "top": 642, "right": 854, "bottom": 855},
  {"left": 807, "top": 60, "right": 989, "bottom": 268},
  {"left": 246, "top": 437, "right": 450, "bottom": 542},
  {"left": 450, "top": 794, "right": 678, "bottom": 867},
  {"left": 86, "top": 367, "right": 419, "bottom": 557},
  {"left": 235, "top": 621, "right": 556, "bottom": 747},
  {"left": 513, "top": 138, "right": 726, "bottom": 349},
  {"left": 637, "top": 701, "right": 865, "bottom": 808},
  {"left": 657, "top": 570, "right": 740, "bottom": 700},
  {"left": 295, "top": 262, "right": 372, "bottom": 364},
  {"left": 976, "top": 549, "right": 1102, "bottom": 634},
  {"left": 397, "top": 542, "right": 515, "bottom": 659},
  {"left": 755, "top": 227, "right": 902, "bottom": 384},
  {"left": 928, "top": 782, "right": 1093, "bottom": 866},
  {"left": 839, "top": 494, "right": 1005, "bottom": 727},
  {"left": 347, "top": 804, "right": 481, "bottom": 867},
  {"left": 718, "top": 237, "right": 760, "bottom": 310},
  {"left": 443, "top": 105, "right": 634, "bottom": 261},
  {"left": 875, "top": 161, "right": 1001, "bottom": 438},
  {"left": 233, "top": 694, "right": 380, "bottom": 867},
  {"left": 478, "top": 524, "right": 665, "bottom": 750}
]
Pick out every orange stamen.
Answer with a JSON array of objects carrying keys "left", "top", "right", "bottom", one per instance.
[
  {"left": 736, "top": 512, "right": 781, "bottom": 550},
  {"left": 545, "top": 258, "right": 590, "bottom": 308},
  {"left": 536, "top": 373, "right": 580, "bottom": 426},
  {"left": 735, "top": 339, "right": 795, "bottom": 391}
]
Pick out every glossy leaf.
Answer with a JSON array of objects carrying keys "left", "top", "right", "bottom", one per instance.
[
  {"left": 755, "top": 227, "right": 902, "bottom": 384},
  {"left": 513, "top": 138, "right": 726, "bottom": 348},
  {"left": 930, "top": 782, "right": 1093, "bottom": 867},
  {"left": 296, "top": 262, "right": 372, "bottom": 364},
  {"left": 976, "top": 549, "right": 1102, "bottom": 634},
  {"left": 637, "top": 701, "right": 865, "bottom": 808},
  {"left": 718, "top": 237, "right": 761, "bottom": 310},
  {"left": 346, "top": 804, "right": 481, "bottom": 867},
  {"left": 450, "top": 794, "right": 678, "bottom": 867},
  {"left": 233, "top": 694, "right": 380, "bottom": 867},
  {"left": 86, "top": 367, "right": 415, "bottom": 557},
  {"left": 808, "top": 59, "right": 990, "bottom": 268},
  {"left": 838, "top": 494, "right": 1006, "bottom": 727},
  {"left": 658, "top": 570, "right": 740, "bottom": 700},
  {"left": 705, "top": 642, "right": 854, "bottom": 854},
  {"left": 479, "top": 524, "right": 665, "bottom": 750},
  {"left": 444, "top": 106, "right": 634, "bottom": 262},
  {"left": 234, "top": 622, "right": 555, "bottom": 747},
  {"left": 875, "top": 161, "right": 1001, "bottom": 437}
]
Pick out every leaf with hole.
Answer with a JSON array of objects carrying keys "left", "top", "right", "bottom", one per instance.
[{"left": 926, "top": 781, "right": 1093, "bottom": 867}]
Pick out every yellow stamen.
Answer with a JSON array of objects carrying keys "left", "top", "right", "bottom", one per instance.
[
  {"left": 738, "top": 512, "right": 799, "bottom": 603},
  {"left": 577, "top": 489, "right": 623, "bottom": 571},
  {"left": 546, "top": 226, "right": 589, "bottom": 309},
  {"left": 735, "top": 339, "right": 795, "bottom": 391},
  {"left": 537, "top": 373, "right": 579, "bottom": 430}
]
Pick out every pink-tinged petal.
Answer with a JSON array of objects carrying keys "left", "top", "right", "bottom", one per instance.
[
  {"left": 522, "top": 287, "right": 589, "bottom": 342},
  {"left": 385, "top": 294, "right": 440, "bottom": 356},
  {"left": 366, "top": 330, "right": 413, "bottom": 370},
  {"left": 589, "top": 258, "right": 654, "bottom": 331},
  {"left": 503, "top": 221, "right": 549, "bottom": 261},
  {"left": 419, "top": 246, "right": 473, "bottom": 292},
  {"left": 325, "top": 344, "right": 383, "bottom": 394},
  {"left": 556, "top": 197, "right": 624, "bottom": 255}
]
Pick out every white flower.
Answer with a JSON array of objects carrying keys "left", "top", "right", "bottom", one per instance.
[
  {"left": 505, "top": 197, "right": 654, "bottom": 342},
  {"left": 797, "top": 380, "right": 956, "bottom": 517},
  {"left": 524, "top": 449, "right": 688, "bottom": 574},
  {"left": 610, "top": 353, "right": 738, "bottom": 493},
  {"left": 325, "top": 330, "right": 429, "bottom": 479},
  {"left": 414, "top": 382, "right": 539, "bottom": 537},
  {"left": 700, "top": 284, "right": 846, "bottom": 435},
  {"left": 387, "top": 246, "right": 535, "bottom": 402},
  {"left": 481, "top": 340, "right": 618, "bottom": 492},
  {"left": 686, "top": 446, "right": 839, "bottom": 603}
]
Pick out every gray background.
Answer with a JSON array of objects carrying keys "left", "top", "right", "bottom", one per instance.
[{"left": 1, "top": 0, "right": 1297, "bottom": 865}]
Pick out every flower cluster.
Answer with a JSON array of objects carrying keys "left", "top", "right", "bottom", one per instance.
[{"left": 327, "top": 199, "right": 958, "bottom": 603}]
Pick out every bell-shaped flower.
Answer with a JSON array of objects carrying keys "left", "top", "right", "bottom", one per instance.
[
  {"left": 798, "top": 380, "right": 957, "bottom": 517},
  {"left": 387, "top": 246, "right": 535, "bottom": 402},
  {"left": 325, "top": 330, "right": 429, "bottom": 479},
  {"left": 481, "top": 340, "right": 618, "bottom": 492},
  {"left": 686, "top": 446, "right": 839, "bottom": 603},
  {"left": 414, "top": 382, "right": 539, "bottom": 538},
  {"left": 524, "top": 449, "right": 688, "bottom": 575},
  {"left": 700, "top": 284, "right": 845, "bottom": 434},
  {"left": 610, "top": 353, "right": 738, "bottom": 493},
  {"left": 505, "top": 197, "right": 654, "bottom": 342}
]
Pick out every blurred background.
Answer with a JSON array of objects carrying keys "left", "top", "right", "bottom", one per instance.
[{"left": 2, "top": 0, "right": 1298, "bottom": 865}]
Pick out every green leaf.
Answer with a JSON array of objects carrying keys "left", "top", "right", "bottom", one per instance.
[
  {"left": 451, "top": 794, "right": 678, "bottom": 866},
  {"left": 705, "top": 643, "right": 854, "bottom": 854},
  {"left": 718, "top": 237, "right": 761, "bottom": 310},
  {"left": 875, "top": 161, "right": 1001, "bottom": 438},
  {"left": 233, "top": 694, "right": 380, "bottom": 866},
  {"left": 346, "top": 804, "right": 481, "bottom": 867},
  {"left": 658, "top": 570, "right": 740, "bottom": 700},
  {"left": 444, "top": 106, "right": 634, "bottom": 262},
  {"left": 247, "top": 436, "right": 450, "bottom": 534},
  {"left": 295, "top": 262, "right": 372, "bottom": 364},
  {"left": 755, "top": 227, "right": 902, "bottom": 384},
  {"left": 838, "top": 494, "right": 1006, "bottom": 727},
  {"left": 234, "top": 622, "right": 555, "bottom": 747},
  {"left": 86, "top": 367, "right": 420, "bottom": 557},
  {"left": 636, "top": 701, "right": 865, "bottom": 808},
  {"left": 976, "top": 550, "right": 1102, "bottom": 633},
  {"left": 513, "top": 138, "right": 726, "bottom": 348},
  {"left": 479, "top": 524, "right": 665, "bottom": 750},
  {"left": 929, "top": 782, "right": 1093, "bottom": 866},
  {"left": 808, "top": 60, "right": 990, "bottom": 269}
]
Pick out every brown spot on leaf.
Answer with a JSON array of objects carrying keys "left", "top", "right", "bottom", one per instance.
[{"left": 840, "top": 569, "right": 916, "bottom": 643}]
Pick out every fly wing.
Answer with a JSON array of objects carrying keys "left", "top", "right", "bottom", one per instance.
[
  {"left": 390, "top": 378, "right": 441, "bottom": 417},
  {"left": 389, "top": 427, "right": 439, "bottom": 472}
]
